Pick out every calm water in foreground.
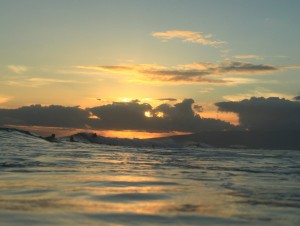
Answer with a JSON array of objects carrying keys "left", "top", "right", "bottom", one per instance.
[{"left": 0, "top": 130, "right": 300, "bottom": 226}]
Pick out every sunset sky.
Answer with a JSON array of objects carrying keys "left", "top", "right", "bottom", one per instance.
[{"left": 1, "top": 0, "right": 300, "bottom": 137}]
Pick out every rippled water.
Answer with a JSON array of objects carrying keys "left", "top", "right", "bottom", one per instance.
[{"left": 1, "top": 130, "right": 300, "bottom": 225}]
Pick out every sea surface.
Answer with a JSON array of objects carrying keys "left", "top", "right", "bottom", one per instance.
[{"left": 0, "top": 130, "right": 300, "bottom": 226}]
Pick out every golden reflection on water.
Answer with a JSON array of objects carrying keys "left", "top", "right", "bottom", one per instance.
[{"left": 0, "top": 173, "right": 241, "bottom": 218}]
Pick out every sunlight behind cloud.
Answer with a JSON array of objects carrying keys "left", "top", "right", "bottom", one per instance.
[
  {"left": 155, "top": 112, "right": 164, "bottom": 118},
  {"left": 0, "top": 95, "right": 12, "bottom": 105},
  {"left": 119, "top": 97, "right": 136, "bottom": 102},
  {"left": 201, "top": 111, "right": 239, "bottom": 126},
  {"left": 144, "top": 111, "right": 153, "bottom": 118},
  {"left": 222, "top": 89, "right": 294, "bottom": 101}
]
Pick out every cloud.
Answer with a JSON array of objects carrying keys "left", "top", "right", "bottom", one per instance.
[
  {"left": 88, "top": 99, "right": 234, "bottom": 132},
  {"left": 152, "top": 30, "right": 225, "bottom": 46},
  {"left": 216, "top": 97, "right": 300, "bottom": 131},
  {"left": 223, "top": 77, "right": 259, "bottom": 84},
  {"left": 211, "top": 61, "right": 276, "bottom": 74},
  {"left": 193, "top": 104, "right": 203, "bottom": 112},
  {"left": 294, "top": 95, "right": 300, "bottom": 101},
  {"left": 0, "top": 105, "right": 98, "bottom": 128},
  {"left": 77, "top": 64, "right": 226, "bottom": 84},
  {"left": 0, "top": 100, "right": 234, "bottom": 133},
  {"left": 5, "top": 77, "right": 81, "bottom": 87},
  {"left": 89, "top": 101, "right": 153, "bottom": 131},
  {"left": 234, "top": 55, "right": 263, "bottom": 60},
  {"left": 156, "top": 98, "right": 177, "bottom": 101},
  {"left": 7, "top": 65, "right": 28, "bottom": 74},
  {"left": 78, "top": 61, "right": 279, "bottom": 84},
  {"left": 4, "top": 98, "right": 300, "bottom": 133}
]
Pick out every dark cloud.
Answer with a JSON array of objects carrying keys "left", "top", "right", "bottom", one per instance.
[
  {"left": 216, "top": 97, "right": 300, "bottom": 131},
  {"left": 157, "top": 98, "right": 177, "bottom": 101},
  {"left": 193, "top": 104, "right": 203, "bottom": 112},
  {"left": 217, "top": 61, "right": 276, "bottom": 74},
  {"left": 88, "top": 101, "right": 152, "bottom": 131},
  {"left": 0, "top": 105, "right": 95, "bottom": 128},
  {"left": 143, "top": 69, "right": 227, "bottom": 83},
  {"left": 89, "top": 99, "right": 233, "bottom": 132},
  {"left": 294, "top": 95, "right": 300, "bottom": 101},
  {"left": 143, "top": 61, "right": 277, "bottom": 81},
  {"left": 0, "top": 100, "right": 234, "bottom": 133}
]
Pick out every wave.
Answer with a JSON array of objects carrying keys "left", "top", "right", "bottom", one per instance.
[
  {"left": 0, "top": 127, "right": 40, "bottom": 138},
  {"left": 61, "top": 132, "right": 183, "bottom": 148},
  {"left": 0, "top": 128, "right": 183, "bottom": 148}
]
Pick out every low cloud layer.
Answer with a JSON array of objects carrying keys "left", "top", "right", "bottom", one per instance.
[
  {"left": 78, "top": 61, "right": 279, "bottom": 84},
  {"left": 152, "top": 30, "right": 225, "bottom": 46},
  {"left": 2, "top": 97, "right": 300, "bottom": 133},
  {"left": 0, "top": 100, "right": 234, "bottom": 133},
  {"left": 216, "top": 97, "right": 300, "bottom": 131},
  {"left": 0, "top": 105, "right": 93, "bottom": 128}
]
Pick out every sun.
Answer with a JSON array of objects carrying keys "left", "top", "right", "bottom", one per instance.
[
  {"left": 144, "top": 111, "right": 153, "bottom": 117},
  {"left": 155, "top": 112, "right": 164, "bottom": 118}
]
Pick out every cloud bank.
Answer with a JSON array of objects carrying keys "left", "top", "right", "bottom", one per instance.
[
  {"left": 0, "top": 100, "right": 234, "bottom": 133},
  {"left": 152, "top": 30, "right": 225, "bottom": 46},
  {"left": 216, "top": 97, "right": 300, "bottom": 131},
  {"left": 2, "top": 97, "right": 300, "bottom": 133}
]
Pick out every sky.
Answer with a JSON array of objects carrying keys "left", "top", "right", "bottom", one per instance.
[{"left": 1, "top": 0, "right": 300, "bottom": 137}]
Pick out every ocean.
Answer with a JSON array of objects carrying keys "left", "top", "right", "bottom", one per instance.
[{"left": 0, "top": 129, "right": 299, "bottom": 225}]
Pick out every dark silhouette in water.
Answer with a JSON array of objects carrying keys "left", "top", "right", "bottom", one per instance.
[
  {"left": 69, "top": 136, "right": 78, "bottom": 142},
  {"left": 70, "top": 136, "right": 75, "bottom": 142},
  {"left": 92, "top": 133, "right": 97, "bottom": 138},
  {"left": 44, "top": 134, "right": 57, "bottom": 142}
]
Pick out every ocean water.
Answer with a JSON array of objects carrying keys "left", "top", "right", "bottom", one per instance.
[{"left": 0, "top": 130, "right": 300, "bottom": 226}]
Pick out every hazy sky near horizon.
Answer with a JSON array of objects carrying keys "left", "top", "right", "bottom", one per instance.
[{"left": 1, "top": 0, "right": 300, "bottom": 126}]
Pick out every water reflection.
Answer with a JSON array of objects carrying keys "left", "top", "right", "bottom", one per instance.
[
  {"left": 0, "top": 172, "right": 241, "bottom": 218},
  {"left": 1, "top": 131, "right": 300, "bottom": 225}
]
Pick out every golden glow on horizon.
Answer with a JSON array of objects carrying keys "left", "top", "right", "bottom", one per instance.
[
  {"left": 119, "top": 97, "right": 135, "bottom": 102},
  {"left": 7, "top": 125, "right": 190, "bottom": 139},
  {"left": 200, "top": 111, "right": 239, "bottom": 126}
]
